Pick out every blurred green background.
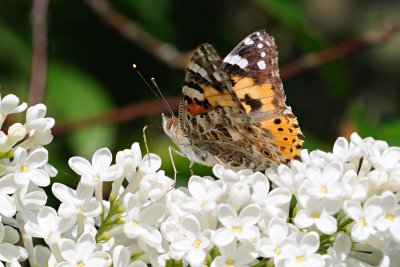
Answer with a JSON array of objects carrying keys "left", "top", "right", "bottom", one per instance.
[{"left": 1, "top": 0, "right": 400, "bottom": 187}]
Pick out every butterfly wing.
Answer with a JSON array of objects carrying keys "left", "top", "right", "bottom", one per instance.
[
  {"left": 179, "top": 43, "right": 245, "bottom": 131},
  {"left": 223, "top": 30, "right": 304, "bottom": 161}
]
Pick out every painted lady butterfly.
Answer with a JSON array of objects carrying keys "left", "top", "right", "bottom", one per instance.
[{"left": 163, "top": 30, "right": 303, "bottom": 171}]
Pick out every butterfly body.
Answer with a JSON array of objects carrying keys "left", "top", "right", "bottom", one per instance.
[{"left": 163, "top": 30, "right": 303, "bottom": 171}]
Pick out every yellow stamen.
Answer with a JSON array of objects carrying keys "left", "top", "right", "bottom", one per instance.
[
  {"left": 386, "top": 213, "right": 395, "bottom": 221},
  {"left": 20, "top": 165, "right": 29, "bottom": 173},
  {"left": 296, "top": 256, "right": 305, "bottom": 262},
  {"left": 232, "top": 226, "right": 241, "bottom": 233},
  {"left": 359, "top": 218, "right": 366, "bottom": 226},
  {"left": 225, "top": 259, "right": 234, "bottom": 265},
  {"left": 200, "top": 202, "right": 208, "bottom": 208},
  {"left": 77, "top": 261, "right": 84, "bottom": 267},
  {"left": 311, "top": 211, "right": 320, "bottom": 219},
  {"left": 320, "top": 185, "right": 327, "bottom": 194},
  {"left": 93, "top": 175, "right": 100, "bottom": 180},
  {"left": 132, "top": 220, "right": 140, "bottom": 226},
  {"left": 274, "top": 247, "right": 281, "bottom": 255},
  {"left": 193, "top": 239, "right": 202, "bottom": 249}
]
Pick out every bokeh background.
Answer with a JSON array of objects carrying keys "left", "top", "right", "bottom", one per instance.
[{"left": 1, "top": 0, "right": 400, "bottom": 187}]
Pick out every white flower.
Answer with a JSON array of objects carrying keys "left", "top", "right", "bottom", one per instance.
[
  {"left": 13, "top": 147, "right": 50, "bottom": 187},
  {"left": 324, "top": 233, "right": 360, "bottom": 267},
  {"left": 0, "top": 174, "right": 17, "bottom": 217},
  {"left": 343, "top": 197, "right": 383, "bottom": 242},
  {"left": 214, "top": 204, "right": 260, "bottom": 247},
  {"left": 211, "top": 241, "right": 258, "bottom": 267},
  {"left": 0, "top": 222, "right": 20, "bottom": 263},
  {"left": 161, "top": 189, "right": 190, "bottom": 242},
  {"left": 123, "top": 193, "right": 165, "bottom": 247},
  {"left": 56, "top": 232, "right": 111, "bottom": 267},
  {"left": 24, "top": 206, "right": 75, "bottom": 244},
  {"left": 24, "top": 104, "right": 54, "bottom": 132},
  {"left": 68, "top": 148, "right": 123, "bottom": 187},
  {"left": 252, "top": 174, "right": 291, "bottom": 225},
  {"left": 13, "top": 183, "right": 47, "bottom": 212},
  {"left": 300, "top": 149, "right": 328, "bottom": 169},
  {"left": 0, "top": 94, "right": 27, "bottom": 127},
  {"left": 256, "top": 218, "right": 289, "bottom": 259},
  {"left": 138, "top": 153, "right": 162, "bottom": 174},
  {"left": 32, "top": 245, "right": 51, "bottom": 267},
  {"left": 294, "top": 196, "right": 340, "bottom": 235},
  {"left": 170, "top": 215, "right": 212, "bottom": 266},
  {"left": 115, "top": 142, "right": 142, "bottom": 178},
  {"left": 326, "top": 136, "right": 361, "bottom": 167},
  {"left": 374, "top": 191, "right": 400, "bottom": 242},
  {"left": 368, "top": 146, "right": 400, "bottom": 172},
  {"left": 180, "top": 176, "right": 226, "bottom": 213},
  {"left": 213, "top": 164, "right": 254, "bottom": 185},
  {"left": 52, "top": 183, "right": 101, "bottom": 218},
  {"left": 227, "top": 181, "right": 251, "bottom": 211},
  {"left": 302, "top": 163, "right": 345, "bottom": 200},
  {"left": 138, "top": 170, "right": 174, "bottom": 202},
  {"left": 276, "top": 231, "right": 324, "bottom": 267},
  {"left": 112, "top": 245, "right": 147, "bottom": 267},
  {"left": 0, "top": 123, "right": 26, "bottom": 153},
  {"left": 341, "top": 169, "right": 368, "bottom": 201},
  {"left": 267, "top": 161, "right": 305, "bottom": 194}
]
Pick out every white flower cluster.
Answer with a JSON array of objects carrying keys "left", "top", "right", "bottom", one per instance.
[{"left": 1, "top": 92, "right": 400, "bottom": 267}]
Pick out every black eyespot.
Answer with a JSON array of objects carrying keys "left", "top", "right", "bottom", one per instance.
[
  {"left": 274, "top": 118, "right": 282, "bottom": 124},
  {"left": 261, "top": 149, "right": 271, "bottom": 157},
  {"left": 277, "top": 127, "right": 284, "bottom": 132},
  {"left": 245, "top": 126, "right": 253, "bottom": 132}
]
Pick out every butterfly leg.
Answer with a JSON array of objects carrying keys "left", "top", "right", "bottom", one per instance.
[
  {"left": 189, "top": 161, "right": 194, "bottom": 177},
  {"left": 142, "top": 125, "right": 152, "bottom": 168},
  {"left": 168, "top": 146, "right": 186, "bottom": 189}
]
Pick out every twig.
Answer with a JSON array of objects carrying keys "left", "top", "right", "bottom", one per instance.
[
  {"left": 280, "top": 22, "right": 400, "bottom": 80},
  {"left": 28, "top": 0, "right": 49, "bottom": 105},
  {"left": 83, "top": 0, "right": 190, "bottom": 69},
  {"left": 52, "top": 96, "right": 180, "bottom": 136},
  {"left": 52, "top": 22, "right": 400, "bottom": 135}
]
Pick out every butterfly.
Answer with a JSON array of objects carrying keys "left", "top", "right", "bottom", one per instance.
[{"left": 162, "top": 30, "right": 303, "bottom": 171}]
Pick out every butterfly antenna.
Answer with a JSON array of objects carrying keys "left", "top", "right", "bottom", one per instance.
[
  {"left": 151, "top": 77, "right": 175, "bottom": 117},
  {"left": 132, "top": 64, "right": 174, "bottom": 118}
]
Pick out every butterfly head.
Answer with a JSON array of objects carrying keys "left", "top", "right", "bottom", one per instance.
[{"left": 162, "top": 113, "right": 181, "bottom": 144}]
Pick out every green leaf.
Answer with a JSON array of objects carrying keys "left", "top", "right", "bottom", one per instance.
[{"left": 46, "top": 62, "right": 117, "bottom": 157}]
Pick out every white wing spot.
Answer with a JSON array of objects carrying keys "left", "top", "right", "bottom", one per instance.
[
  {"left": 224, "top": 54, "right": 248, "bottom": 68},
  {"left": 244, "top": 38, "right": 254, "bottom": 45},
  {"left": 237, "top": 58, "right": 248, "bottom": 68},
  {"left": 189, "top": 62, "right": 211, "bottom": 82},
  {"left": 261, "top": 52, "right": 266, "bottom": 57},
  {"left": 257, "top": 60, "right": 266, "bottom": 70},
  {"left": 257, "top": 43, "right": 263, "bottom": 48},
  {"left": 213, "top": 72, "right": 223, "bottom": 82}
]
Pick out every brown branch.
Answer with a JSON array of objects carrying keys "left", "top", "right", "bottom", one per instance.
[
  {"left": 83, "top": 0, "right": 190, "bottom": 69},
  {"left": 28, "top": 0, "right": 49, "bottom": 105},
  {"left": 52, "top": 96, "right": 180, "bottom": 136},
  {"left": 280, "top": 22, "right": 400, "bottom": 80},
  {"left": 52, "top": 22, "right": 400, "bottom": 136}
]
